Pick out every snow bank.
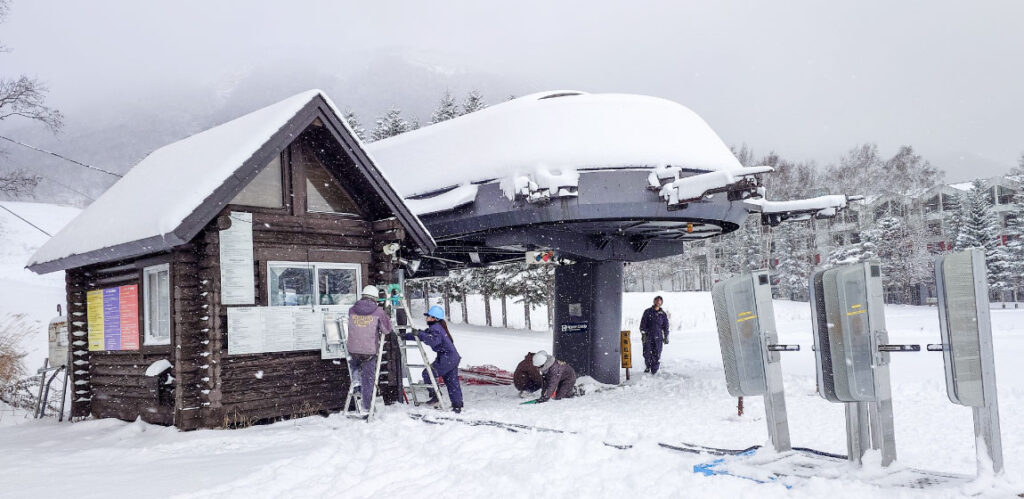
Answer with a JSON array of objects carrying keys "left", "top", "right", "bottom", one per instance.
[{"left": 368, "top": 91, "right": 743, "bottom": 198}]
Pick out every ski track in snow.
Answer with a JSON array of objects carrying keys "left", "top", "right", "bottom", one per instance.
[{"left": 1, "top": 204, "right": 1023, "bottom": 497}]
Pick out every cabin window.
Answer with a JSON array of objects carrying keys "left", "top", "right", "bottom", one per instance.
[
  {"left": 306, "top": 163, "right": 360, "bottom": 215},
  {"left": 143, "top": 264, "right": 171, "bottom": 345},
  {"left": 230, "top": 155, "right": 284, "bottom": 208},
  {"left": 268, "top": 262, "right": 362, "bottom": 308}
]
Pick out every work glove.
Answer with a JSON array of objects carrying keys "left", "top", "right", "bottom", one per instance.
[
  {"left": 663, "top": 336, "right": 670, "bottom": 345},
  {"left": 641, "top": 332, "right": 648, "bottom": 343}
]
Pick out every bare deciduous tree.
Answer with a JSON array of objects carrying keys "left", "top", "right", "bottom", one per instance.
[
  {"left": 0, "top": 76, "right": 63, "bottom": 132},
  {"left": 0, "top": 0, "right": 62, "bottom": 197}
]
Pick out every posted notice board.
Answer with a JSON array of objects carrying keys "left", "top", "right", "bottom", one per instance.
[
  {"left": 86, "top": 285, "right": 140, "bottom": 351},
  {"left": 227, "top": 306, "right": 324, "bottom": 355},
  {"left": 219, "top": 211, "right": 255, "bottom": 305}
]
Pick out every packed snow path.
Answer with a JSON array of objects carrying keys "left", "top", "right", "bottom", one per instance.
[{"left": 1, "top": 295, "right": 1022, "bottom": 498}]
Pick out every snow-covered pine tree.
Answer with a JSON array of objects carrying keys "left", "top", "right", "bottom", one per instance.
[
  {"left": 826, "top": 236, "right": 877, "bottom": 268},
  {"left": 770, "top": 221, "right": 814, "bottom": 300},
  {"left": 945, "top": 192, "right": 965, "bottom": 249},
  {"left": 430, "top": 91, "right": 460, "bottom": 124},
  {"left": 1004, "top": 183, "right": 1024, "bottom": 300},
  {"left": 952, "top": 179, "right": 1012, "bottom": 298},
  {"left": 865, "top": 216, "right": 931, "bottom": 303},
  {"left": 342, "top": 108, "right": 366, "bottom": 141},
  {"left": 461, "top": 90, "right": 487, "bottom": 115},
  {"left": 370, "top": 107, "right": 411, "bottom": 142}
]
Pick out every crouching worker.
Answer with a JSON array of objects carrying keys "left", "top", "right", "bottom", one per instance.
[
  {"left": 403, "top": 305, "right": 464, "bottom": 413},
  {"left": 514, "top": 352, "right": 544, "bottom": 397},
  {"left": 533, "top": 351, "right": 577, "bottom": 403},
  {"left": 347, "top": 285, "right": 393, "bottom": 411}
]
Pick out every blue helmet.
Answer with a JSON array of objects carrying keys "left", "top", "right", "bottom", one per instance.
[{"left": 425, "top": 305, "right": 445, "bottom": 320}]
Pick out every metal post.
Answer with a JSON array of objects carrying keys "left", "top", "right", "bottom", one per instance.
[
  {"left": 845, "top": 402, "right": 870, "bottom": 465},
  {"left": 754, "top": 271, "right": 791, "bottom": 452},
  {"left": 553, "top": 260, "right": 622, "bottom": 384}
]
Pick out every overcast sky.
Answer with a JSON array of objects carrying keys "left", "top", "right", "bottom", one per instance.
[{"left": 3, "top": 0, "right": 1023, "bottom": 181}]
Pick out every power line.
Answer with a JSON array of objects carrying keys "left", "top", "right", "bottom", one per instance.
[
  {"left": 0, "top": 203, "right": 51, "bottom": 236},
  {"left": 0, "top": 134, "right": 122, "bottom": 178},
  {"left": 41, "top": 176, "right": 95, "bottom": 202}
]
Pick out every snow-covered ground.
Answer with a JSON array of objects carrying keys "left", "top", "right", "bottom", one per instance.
[{"left": 1, "top": 203, "right": 1022, "bottom": 497}]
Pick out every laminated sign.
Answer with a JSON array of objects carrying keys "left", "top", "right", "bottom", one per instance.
[{"left": 86, "top": 285, "right": 140, "bottom": 351}]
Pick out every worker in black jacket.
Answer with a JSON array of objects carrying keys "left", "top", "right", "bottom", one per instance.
[{"left": 639, "top": 296, "right": 669, "bottom": 374}]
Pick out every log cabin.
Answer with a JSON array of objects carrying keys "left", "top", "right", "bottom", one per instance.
[{"left": 27, "top": 90, "right": 435, "bottom": 430}]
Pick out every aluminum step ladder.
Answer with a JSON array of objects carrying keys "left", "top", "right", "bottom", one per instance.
[
  {"left": 392, "top": 298, "right": 450, "bottom": 411},
  {"left": 397, "top": 325, "right": 451, "bottom": 411},
  {"left": 340, "top": 321, "right": 388, "bottom": 422}
]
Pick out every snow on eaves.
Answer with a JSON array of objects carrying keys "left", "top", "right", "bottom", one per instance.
[
  {"left": 367, "top": 91, "right": 742, "bottom": 198},
  {"left": 28, "top": 90, "right": 432, "bottom": 271}
]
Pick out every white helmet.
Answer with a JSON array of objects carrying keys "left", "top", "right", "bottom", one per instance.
[
  {"left": 361, "top": 285, "right": 380, "bottom": 298},
  {"left": 532, "top": 351, "right": 549, "bottom": 368}
]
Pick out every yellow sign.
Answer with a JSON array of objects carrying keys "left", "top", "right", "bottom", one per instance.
[
  {"left": 86, "top": 289, "right": 105, "bottom": 351},
  {"left": 846, "top": 304, "right": 866, "bottom": 316},
  {"left": 736, "top": 310, "right": 757, "bottom": 323},
  {"left": 620, "top": 330, "right": 632, "bottom": 369}
]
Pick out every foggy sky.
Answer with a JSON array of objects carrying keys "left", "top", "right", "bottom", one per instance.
[{"left": 3, "top": 0, "right": 1023, "bottom": 181}]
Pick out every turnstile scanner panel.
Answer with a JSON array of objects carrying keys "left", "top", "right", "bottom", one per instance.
[
  {"left": 712, "top": 272, "right": 776, "bottom": 397},
  {"left": 810, "top": 261, "right": 887, "bottom": 403}
]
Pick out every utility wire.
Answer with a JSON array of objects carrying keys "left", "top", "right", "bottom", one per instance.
[
  {"left": 0, "top": 203, "right": 51, "bottom": 236},
  {"left": 42, "top": 176, "right": 95, "bottom": 202},
  {"left": 0, "top": 134, "right": 123, "bottom": 178}
]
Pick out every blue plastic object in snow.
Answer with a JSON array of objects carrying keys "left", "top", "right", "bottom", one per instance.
[{"left": 425, "top": 305, "right": 445, "bottom": 320}]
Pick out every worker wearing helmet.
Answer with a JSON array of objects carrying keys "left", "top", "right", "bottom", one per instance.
[
  {"left": 532, "top": 350, "right": 577, "bottom": 403},
  {"left": 347, "top": 285, "right": 394, "bottom": 411},
  {"left": 403, "top": 305, "right": 464, "bottom": 413}
]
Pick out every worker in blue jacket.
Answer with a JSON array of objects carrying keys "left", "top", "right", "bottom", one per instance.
[
  {"left": 403, "top": 305, "right": 464, "bottom": 413},
  {"left": 639, "top": 296, "right": 670, "bottom": 374}
]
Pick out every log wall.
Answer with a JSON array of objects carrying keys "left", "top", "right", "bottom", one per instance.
[{"left": 66, "top": 259, "right": 177, "bottom": 425}]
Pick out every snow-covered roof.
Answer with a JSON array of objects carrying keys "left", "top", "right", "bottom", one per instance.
[
  {"left": 29, "top": 90, "right": 432, "bottom": 273},
  {"left": 367, "top": 91, "right": 742, "bottom": 198}
]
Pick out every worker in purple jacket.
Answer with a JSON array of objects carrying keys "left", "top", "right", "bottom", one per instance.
[
  {"left": 403, "top": 305, "right": 464, "bottom": 413},
  {"left": 347, "top": 285, "right": 394, "bottom": 411},
  {"left": 639, "top": 296, "right": 670, "bottom": 374},
  {"left": 532, "top": 350, "right": 577, "bottom": 402}
]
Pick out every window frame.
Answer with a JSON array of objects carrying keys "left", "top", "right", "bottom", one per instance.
[
  {"left": 266, "top": 261, "right": 362, "bottom": 310},
  {"left": 142, "top": 263, "right": 171, "bottom": 346},
  {"left": 228, "top": 153, "right": 288, "bottom": 210}
]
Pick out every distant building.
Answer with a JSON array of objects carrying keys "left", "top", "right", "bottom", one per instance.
[{"left": 685, "top": 175, "right": 1021, "bottom": 303}]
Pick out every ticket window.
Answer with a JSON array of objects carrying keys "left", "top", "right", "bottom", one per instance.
[{"left": 267, "top": 262, "right": 361, "bottom": 310}]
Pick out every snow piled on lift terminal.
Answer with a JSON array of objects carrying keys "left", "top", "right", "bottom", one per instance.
[{"left": 366, "top": 91, "right": 743, "bottom": 200}]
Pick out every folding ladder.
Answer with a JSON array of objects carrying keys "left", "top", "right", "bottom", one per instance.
[
  {"left": 393, "top": 298, "right": 450, "bottom": 411},
  {"left": 340, "top": 321, "right": 388, "bottom": 421}
]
